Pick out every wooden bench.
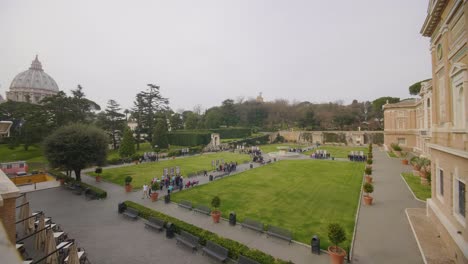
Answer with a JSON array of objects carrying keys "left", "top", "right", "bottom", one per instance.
[
  {"left": 241, "top": 218, "right": 263, "bottom": 233},
  {"left": 178, "top": 200, "right": 192, "bottom": 210},
  {"left": 266, "top": 225, "right": 292, "bottom": 244},
  {"left": 238, "top": 255, "right": 260, "bottom": 264},
  {"left": 193, "top": 205, "right": 211, "bottom": 215},
  {"left": 175, "top": 230, "right": 199, "bottom": 252},
  {"left": 72, "top": 185, "right": 84, "bottom": 195},
  {"left": 202, "top": 241, "right": 229, "bottom": 262},
  {"left": 144, "top": 217, "right": 165, "bottom": 232},
  {"left": 122, "top": 208, "right": 138, "bottom": 220}
]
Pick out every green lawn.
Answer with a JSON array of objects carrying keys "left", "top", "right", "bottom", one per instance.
[
  {"left": 172, "top": 159, "right": 363, "bottom": 249},
  {"left": 259, "top": 143, "right": 309, "bottom": 153},
  {"left": 401, "top": 173, "right": 431, "bottom": 201},
  {"left": 304, "top": 146, "right": 367, "bottom": 158},
  {"left": 0, "top": 144, "right": 45, "bottom": 162},
  {"left": 92, "top": 152, "right": 250, "bottom": 188}
]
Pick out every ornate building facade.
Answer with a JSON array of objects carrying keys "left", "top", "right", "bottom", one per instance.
[
  {"left": 420, "top": 0, "right": 467, "bottom": 262},
  {"left": 6, "top": 56, "right": 59, "bottom": 104}
]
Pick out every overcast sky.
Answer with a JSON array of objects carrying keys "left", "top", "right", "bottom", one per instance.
[{"left": 0, "top": 0, "right": 431, "bottom": 112}]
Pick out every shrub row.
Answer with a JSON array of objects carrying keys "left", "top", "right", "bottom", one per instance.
[
  {"left": 390, "top": 143, "right": 402, "bottom": 151},
  {"left": 124, "top": 201, "right": 292, "bottom": 264},
  {"left": 323, "top": 132, "right": 347, "bottom": 144},
  {"left": 167, "top": 132, "right": 211, "bottom": 146},
  {"left": 209, "top": 128, "right": 252, "bottom": 139},
  {"left": 48, "top": 169, "right": 107, "bottom": 199}
]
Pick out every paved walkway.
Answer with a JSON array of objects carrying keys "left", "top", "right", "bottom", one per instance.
[{"left": 352, "top": 149, "right": 425, "bottom": 264}]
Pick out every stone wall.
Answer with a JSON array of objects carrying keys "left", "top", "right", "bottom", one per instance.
[{"left": 270, "top": 131, "right": 384, "bottom": 146}]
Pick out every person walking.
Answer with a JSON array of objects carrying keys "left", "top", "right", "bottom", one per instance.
[{"left": 142, "top": 184, "right": 148, "bottom": 199}]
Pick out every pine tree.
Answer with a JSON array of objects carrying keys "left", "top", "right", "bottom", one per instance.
[
  {"left": 152, "top": 119, "right": 169, "bottom": 150},
  {"left": 119, "top": 126, "right": 136, "bottom": 158}
]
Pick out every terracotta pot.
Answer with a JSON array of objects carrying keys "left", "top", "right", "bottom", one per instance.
[
  {"left": 59, "top": 179, "right": 65, "bottom": 185},
  {"left": 125, "top": 184, "right": 133, "bottom": 192},
  {"left": 365, "top": 175, "right": 373, "bottom": 183},
  {"left": 96, "top": 176, "right": 101, "bottom": 182},
  {"left": 363, "top": 195, "right": 373, "bottom": 205},
  {"left": 402, "top": 159, "right": 409, "bottom": 165},
  {"left": 151, "top": 192, "right": 159, "bottom": 202},
  {"left": 328, "top": 246, "right": 346, "bottom": 264},
  {"left": 211, "top": 210, "right": 221, "bottom": 223}
]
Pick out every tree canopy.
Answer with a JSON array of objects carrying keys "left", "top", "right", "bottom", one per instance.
[{"left": 43, "top": 123, "right": 108, "bottom": 181}]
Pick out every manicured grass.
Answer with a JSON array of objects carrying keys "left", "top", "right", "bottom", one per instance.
[
  {"left": 304, "top": 146, "right": 367, "bottom": 158},
  {"left": 92, "top": 152, "right": 250, "bottom": 188},
  {"left": 259, "top": 143, "right": 309, "bottom": 153},
  {"left": 0, "top": 144, "right": 45, "bottom": 163},
  {"left": 172, "top": 159, "right": 363, "bottom": 249},
  {"left": 401, "top": 173, "right": 431, "bottom": 201}
]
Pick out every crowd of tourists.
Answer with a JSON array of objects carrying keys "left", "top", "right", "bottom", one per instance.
[
  {"left": 348, "top": 151, "right": 367, "bottom": 162},
  {"left": 310, "top": 149, "right": 331, "bottom": 159}
]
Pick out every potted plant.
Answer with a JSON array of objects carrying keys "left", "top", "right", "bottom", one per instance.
[
  {"left": 418, "top": 158, "right": 431, "bottom": 185},
  {"left": 210, "top": 196, "right": 221, "bottom": 223},
  {"left": 401, "top": 152, "right": 409, "bottom": 165},
  {"left": 95, "top": 167, "right": 103, "bottom": 182},
  {"left": 411, "top": 156, "right": 420, "bottom": 175},
  {"left": 366, "top": 158, "right": 373, "bottom": 169},
  {"left": 364, "top": 167, "right": 372, "bottom": 183},
  {"left": 327, "top": 223, "right": 347, "bottom": 264},
  {"left": 125, "top": 176, "right": 133, "bottom": 192},
  {"left": 363, "top": 182, "right": 374, "bottom": 205},
  {"left": 151, "top": 182, "right": 159, "bottom": 202},
  {"left": 56, "top": 173, "right": 65, "bottom": 185}
]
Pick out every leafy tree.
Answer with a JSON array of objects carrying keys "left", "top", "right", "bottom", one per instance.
[
  {"left": 169, "top": 113, "right": 184, "bottom": 131},
  {"left": 184, "top": 111, "right": 201, "bottom": 129},
  {"left": 204, "top": 107, "right": 223, "bottom": 128},
  {"left": 136, "top": 84, "right": 169, "bottom": 142},
  {"left": 298, "top": 109, "right": 317, "bottom": 129},
  {"left": 220, "top": 99, "right": 239, "bottom": 127},
  {"left": 152, "top": 119, "right": 169, "bottom": 150},
  {"left": 119, "top": 126, "right": 136, "bottom": 158},
  {"left": 43, "top": 124, "right": 108, "bottom": 182},
  {"left": 104, "top": 99, "right": 125, "bottom": 149},
  {"left": 372, "top": 97, "right": 400, "bottom": 115},
  {"left": 409, "top": 78, "right": 431, "bottom": 95}
]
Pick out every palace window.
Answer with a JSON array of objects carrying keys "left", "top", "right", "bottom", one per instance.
[
  {"left": 453, "top": 83, "right": 465, "bottom": 128},
  {"left": 436, "top": 167, "right": 444, "bottom": 200},
  {"left": 454, "top": 178, "right": 466, "bottom": 224},
  {"left": 397, "top": 138, "right": 406, "bottom": 145}
]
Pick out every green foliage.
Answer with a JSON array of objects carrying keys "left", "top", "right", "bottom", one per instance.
[
  {"left": 125, "top": 176, "right": 133, "bottom": 185},
  {"left": 390, "top": 143, "right": 402, "bottom": 151},
  {"left": 167, "top": 132, "right": 211, "bottom": 146},
  {"left": 372, "top": 97, "right": 400, "bottom": 115},
  {"left": 228, "top": 134, "right": 270, "bottom": 146},
  {"left": 210, "top": 128, "right": 252, "bottom": 139},
  {"left": 151, "top": 181, "right": 159, "bottom": 191},
  {"left": 364, "top": 167, "right": 372, "bottom": 175},
  {"left": 363, "top": 182, "right": 374, "bottom": 194},
  {"left": 327, "top": 223, "right": 346, "bottom": 247},
  {"left": 211, "top": 196, "right": 221, "bottom": 210},
  {"left": 152, "top": 119, "right": 169, "bottom": 149},
  {"left": 401, "top": 173, "right": 431, "bottom": 200},
  {"left": 371, "top": 133, "right": 384, "bottom": 144},
  {"left": 273, "top": 134, "right": 286, "bottom": 143},
  {"left": 124, "top": 201, "right": 290, "bottom": 264},
  {"left": 43, "top": 124, "right": 108, "bottom": 182},
  {"left": 119, "top": 126, "right": 136, "bottom": 158},
  {"left": 409, "top": 79, "right": 431, "bottom": 95},
  {"left": 366, "top": 159, "right": 373, "bottom": 165}
]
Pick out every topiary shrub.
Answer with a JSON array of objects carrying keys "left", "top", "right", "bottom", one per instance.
[
  {"left": 363, "top": 182, "right": 374, "bottom": 195},
  {"left": 366, "top": 159, "right": 373, "bottom": 165},
  {"left": 211, "top": 196, "right": 221, "bottom": 212},
  {"left": 365, "top": 167, "right": 372, "bottom": 175},
  {"left": 125, "top": 176, "right": 133, "bottom": 185},
  {"left": 328, "top": 223, "right": 346, "bottom": 251}
]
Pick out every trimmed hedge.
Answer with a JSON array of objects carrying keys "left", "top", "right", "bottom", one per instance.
[
  {"left": 167, "top": 132, "right": 211, "bottom": 146},
  {"left": 323, "top": 132, "right": 346, "bottom": 144},
  {"left": 48, "top": 169, "right": 107, "bottom": 199},
  {"left": 210, "top": 128, "right": 252, "bottom": 139},
  {"left": 124, "top": 201, "right": 292, "bottom": 264},
  {"left": 228, "top": 134, "right": 270, "bottom": 146}
]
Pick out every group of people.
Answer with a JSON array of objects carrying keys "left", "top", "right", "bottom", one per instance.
[
  {"left": 216, "top": 161, "right": 238, "bottom": 173},
  {"left": 348, "top": 151, "right": 367, "bottom": 162},
  {"left": 310, "top": 149, "right": 331, "bottom": 159}
]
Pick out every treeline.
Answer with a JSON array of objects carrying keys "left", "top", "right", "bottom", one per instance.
[{"left": 0, "top": 80, "right": 400, "bottom": 150}]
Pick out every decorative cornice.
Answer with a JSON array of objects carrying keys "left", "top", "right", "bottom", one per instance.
[
  {"left": 421, "top": 0, "right": 449, "bottom": 37},
  {"left": 428, "top": 143, "right": 468, "bottom": 159}
]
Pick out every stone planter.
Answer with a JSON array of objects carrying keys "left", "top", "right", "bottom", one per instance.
[
  {"left": 211, "top": 210, "right": 221, "bottom": 223},
  {"left": 363, "top": 195, "right": 373, "bottom": 205},
  {"left": 125, "top": 184, "right": 133, "bottom": 192},
  {"left": 365, "top": 175, "right": 373, "bottom": 183}
]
